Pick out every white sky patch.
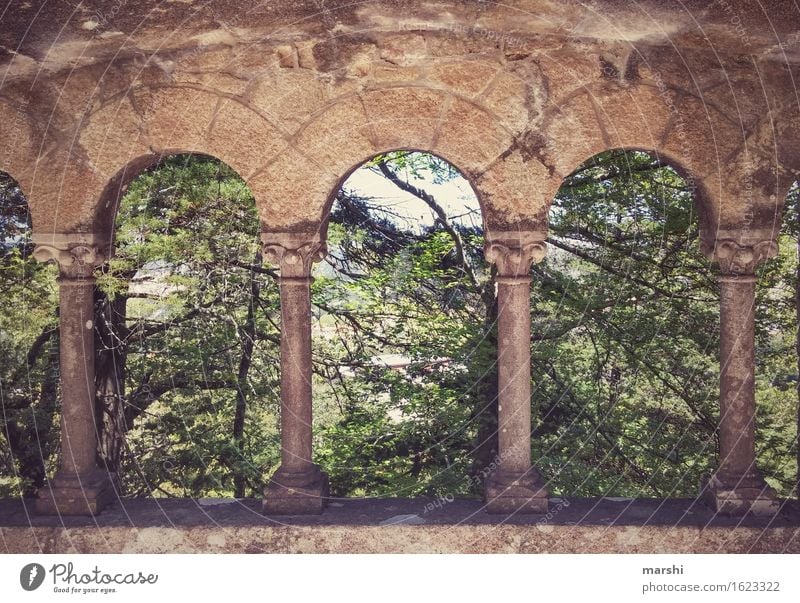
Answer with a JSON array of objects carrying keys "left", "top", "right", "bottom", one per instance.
[{"left": 342, "top": 164, "right": 482, "bottom": 232}]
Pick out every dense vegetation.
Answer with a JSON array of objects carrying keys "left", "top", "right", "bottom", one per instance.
[{"left": 0, "top": 151, "right": 797, "bottom": 500}]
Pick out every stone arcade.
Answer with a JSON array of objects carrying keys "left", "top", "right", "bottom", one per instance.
[{"left": 1, "top": 0, "right": 799, "bottom": 552}]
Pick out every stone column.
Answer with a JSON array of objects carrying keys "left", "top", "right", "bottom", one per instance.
[
  {"left": 262, "top": 232, "right": 329, "bottom": 514},
  {"left": 484, "top": 231, "right": 549, "bottom": 514},
  {"left": 701, "top": 238, "right": 780, "bottom": 515},
  {"left": 32, "top": 234, "right": 114, "bottom": 515}
]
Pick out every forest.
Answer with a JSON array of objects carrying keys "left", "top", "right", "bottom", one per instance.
[{"left": 0, "top": 149, "right": 798, "bottom": 501}]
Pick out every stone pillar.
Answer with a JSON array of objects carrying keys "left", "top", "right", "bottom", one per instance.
[
  {"left": 32, "top": 234, "right": 114, "bottom": 515},
  {"left": 262, "top": 232, "right": 329, "bottom": 514},
  {"left": 701, "top": 238, "right": 780, "bottom": 515},
  {"left": 484, "top": 231, "right": 549, "bottom": 514}
]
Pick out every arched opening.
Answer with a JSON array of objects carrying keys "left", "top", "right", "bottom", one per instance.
[
  {"left": 313, "top": 151, "right": 494, "bottom": 499},
  {"left": 765, "top": 180, "right": 800, "bottom": 499},
  {"left": 0, "top": 171, "right": 59, "bottom": 498},
  {"left": 539, "top": 149, "right": 716, "bottom": 498},
  {"left": 97, "top": 154, "right": 277, "bottom": 499}
]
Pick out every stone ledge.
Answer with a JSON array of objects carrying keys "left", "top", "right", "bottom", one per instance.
[{"left": 2, "top": 497, "right": 798, "bottom": 553}]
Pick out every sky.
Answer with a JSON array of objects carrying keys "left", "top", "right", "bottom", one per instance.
[{"left": 341, "top": 162, "right": 483, "bottom": 232}]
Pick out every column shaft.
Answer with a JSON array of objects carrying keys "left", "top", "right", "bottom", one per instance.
[
  {"left": 483, "top": 232, "right": 549, "bottom": 514},
  {"left": 33, "top": 235, "right": 114, "bottom": 516},
  {"left": 496, "top": 277, "right": 533, "bottom": 474},
  {"left": 700, "top": 237, "right": 779, "bottom": 516},
  {"left": 278, "top": 278, "right": 314, "bottom": 474},
  {"left": 718, "top": 276, "right": 757, "bottom": 479},
  {"left": 262, "top": 233, "right": 328, "bottom": 514},
  {"left": 57, "top": 276, "right": 99, "bottom": 475}
]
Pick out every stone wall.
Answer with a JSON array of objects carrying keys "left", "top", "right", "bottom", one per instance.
[
  {"left": 0, "top": 0, "right": 798, "bottom": 245},
  {"left": 2, "top": 0, "right": 799, "bottom": 527},
  {"left": 3, "top": 498, "right": 799, "bottom": 553}
]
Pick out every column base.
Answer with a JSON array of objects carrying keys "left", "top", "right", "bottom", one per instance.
[
  {"left": 36, "top": 468, "right": 116, "bottom": 516},
  {"left": 263, "top": 464, "right": 329, "bottom": 515},
  {"left": 484, "top": 470, "right": 549, "bottom": 514},
  {"left": 700, "top": 472, "right": 779, "bottom": 516}
]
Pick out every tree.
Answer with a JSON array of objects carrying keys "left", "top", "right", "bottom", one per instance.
[
  {"left": 1, "top": 150, "right": 796, "bottom": 502},
  {"left": 314, "top": 152, "right": 493, "bottom": 497},
  {"left": 95, "top": 155, "right": 281, "bottom": 497},
  {"left": 0, "top": 172, "right": 59, "bottom": 497}
]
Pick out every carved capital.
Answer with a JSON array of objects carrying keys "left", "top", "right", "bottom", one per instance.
[
  {"left": 485, "top": 230, "right": 547, "bottom": 278},
  {"left": 31, "top": 233, "right": 111, "bottom": 279},
  {"left": 706, "top": 239, "right": 778, "bottom": 276},
  {"left": 261, "top": 231, "right": 327, "bottom": 279}
]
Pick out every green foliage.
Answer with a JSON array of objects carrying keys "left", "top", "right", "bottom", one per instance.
[
  {"left": 0, "top": 150, "right": 797, "bottom": 502},
  {"left": 0, "top": 173, "right": 59, "bottom": 497},
  {"left": 533, "top": 150, "right": 720, "bottom": 496},
  {"left": 314, "top": 155, "right": 490, "bottom": 496},
  {"left": 101, "top": 155, "right": 281, "bottom": 497}
]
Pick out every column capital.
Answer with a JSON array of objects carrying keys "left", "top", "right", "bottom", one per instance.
[
  {"left": 485, "top": 230, "right": 547, "bottom": 279},
  {"left": 703, "top": 238, "right": 778, "bottom": 277},
  {"left": 31, "top": 233, "right": 111, "bottom": 279},
  {"left": 261, "top": 231, "right": 327, "bottom": 279}
]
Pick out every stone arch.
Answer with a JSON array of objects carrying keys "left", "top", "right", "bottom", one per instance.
[
  {"left": 317, "top": 148, "right": 488, "bottom": 240},
  {"left": 282, "top": 148, "right": 490, "bottom": 509},
  {"left": 96, "top": 152, "right": 264, "bottom": 496},
  {"left": 538, "top": 79, "right": 765, "bottom": 237},
  {"left": 50, "top": 86, "right": 288, "bottom": 234},
  {"left": 0, "top": 100, "right": 48, "bottom": 233},
  {"left": 550, "top": 146, "right": 718, "bottom": 245},
  {"left": 254, "top": 85, "right": 522, "bottom": 234},
  {"left": 94, "top": 150, "right": 258, "bottom": 236},
  {"left": 739, "top": 102, "right": 800, "bottom": 239},
  {"left": 540, "top": 79, "right": 749, "bottom": 179}
]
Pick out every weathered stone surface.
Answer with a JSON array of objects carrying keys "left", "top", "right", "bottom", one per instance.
[
  {"left": 435, "top": 96, "right": 512, "bottom": 175},
  {"left": 0, "top": 99, "right": 40, "bottom": 185},
  {"left": 37, "top": 68, "right": 105, "bottom": 133},
  {"left": 542, "top": 91, "right": 605, "bottom": 177},
  {"left": 362, "top": 86, "right": 445, "bottom": 152},
  {"left": 294, "top": 95, "right": 376, "bottom": 176},
  {"left": 706, "top": 150, "right": 781, "bottom": 230},
  {"left": 701, "top": 475, "right": 780, "bottom": 517},
  {"left": 247, "top": 70, "right": 334, "bottom": 134},
  {"left": 263, "top": 469, "right": 329, "bottom": 515},
  {"left": 661, "top": 95, "right": 743, "bottom": 180},
  {"left": 248, "top": 148, "right": 338, "bottom": 229},
  {"left": 482, "top": 66, "right": 540, "bottom": 134},
  {"left": 79, "top": 98, "right": 151, "bottom": 181},
  {"left": 372, "top": 64, "right": 424, "bottom": 84},
  {"left": 776, "top": 109, "right": 800, "bottom": 177},
  {"left": 476, "top": 151, "right": 558, "bottom": 229},
  {"left": 172, "top": 71, "right": 251, "bottom": 97},
  {"left": 539, "top": 50, "right": 601, "bottom": 106},
  {"left": 36, "top": 469, "right": 115, "bottom": 516},
  {"left": 26, "top": 151, "right": 109, "bottom": 232},
  {"left": 594, "top": 84, "right": 673, "bottom": 151},
  {"left": 134, "top": 86, "right": 219, "bottom": 151},
  {"left": 485, "top": 474, "right": 549, "bottom": 514},
  {"left": 379, "top": 33, "right": 428, "bottom": 66},
  {"left": 1, "top": 1, "right": 796, "bottom": 233},
  {"left": 1, "top": 0, "right": 799, "bottom": 526},
  {"left": 2, "top": 498, "right": 799, "bottom": 553},
  {"left": 207, "top": 99, "right": 287, "bottom": 178},
  {"left": 174, "top": 46, "right": 234, "bottom": 73},
  {"left": 426, "top": 59, "right": 498, "bottom": 97}
]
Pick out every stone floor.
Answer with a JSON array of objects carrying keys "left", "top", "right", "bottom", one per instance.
[{"left": 2, "top": 497, "right": 799, "bottom": 553}]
